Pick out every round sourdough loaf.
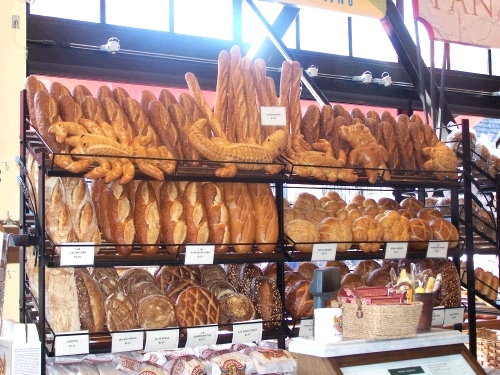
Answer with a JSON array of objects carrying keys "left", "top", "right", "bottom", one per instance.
[
  {"left": 138, "top": 295, "right": 176, "bottom": 329},
  {"left": 105, "top": 292, "right": 138, "bottom": 331}
]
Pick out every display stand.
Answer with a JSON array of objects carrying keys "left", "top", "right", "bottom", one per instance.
[{"left": 288, "top": 329, "right": 486, "bottom": 374}]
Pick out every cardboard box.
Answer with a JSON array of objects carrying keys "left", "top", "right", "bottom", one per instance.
[{"left": 0, "top": 320, "right": 41, "bottom": 375}]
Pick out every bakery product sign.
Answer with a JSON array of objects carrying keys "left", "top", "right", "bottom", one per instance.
[
  {"left": 270, "top": 0, "right": 386, "bottom": 19},
  {"left": 413, "top": 0, "right": 500, "bottom": 48}
]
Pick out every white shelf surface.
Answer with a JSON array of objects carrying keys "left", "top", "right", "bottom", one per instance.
[{"left": 288, "top": 328, "right": 469, "bottom": 358}]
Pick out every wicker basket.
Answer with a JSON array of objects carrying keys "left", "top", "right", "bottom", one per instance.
[
  {"left": 334, "top": 288, "right": 423, "bottom": 340},
  {"left": 466, "top": 328, "right": 500, "bottom": 369}
]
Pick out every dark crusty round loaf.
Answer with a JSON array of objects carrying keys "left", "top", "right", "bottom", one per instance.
[
  {"left": 137, "top": 295, "right": 176, "bottom": 329},
  {"left": 208, "top": 280, "right": 237, "bottom": 299},
  {"left": 219, "top": 292, "right": 256, "bottom": 324},
  {"left": 295, "top": 262, "right": 318, "bottom": 280},
  {"left": 250, "top": 276, "right": 282, "bottom": 330},
  {"left": 285, "top": 279, "right": 313, "bottom": 319},
  {"left": 175, "top": 286, "right": 220, "bottom": 328},
  {"left": 74, "top": 268, "right": 105, "bottom": 333},
  {"left": 284, "top": 271, "right": 305, "bottom": 296},
  {"left": 96, "top": 275, "right": 123, "bottom": 298},
  {"left": 119, "top": 268, "right": 155, "bottom": 295},
  {"left": 237, "top": 263, "right": 263, "bottom": 296},
  {"left": 91, "top": 267, "right": 118, "bottom": 282},
  {"left": 261, "top": 262, "right": 293, "bottom": 283},
  {"left": 200, "top": 264, "right": 228, "bottom": 287},
  {"left": 105, "top": 292, "right": 138, "bottom": 331}
]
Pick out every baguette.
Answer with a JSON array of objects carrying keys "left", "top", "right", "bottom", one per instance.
[
  {"left": 45, "top": 177, "right": 75, "bottom": 250},
  {"left": 100, "top": 97, "right": 135, "bottom": 146},
  {"left": 147, "top": 99, "right": 181, "bottom": 158},
  {"left": 63, "top": 177, "right": 101, "bottom": 254},
  {"left": 242, "top": 56, "right": 261, "bottom": 143},
  {"left": 289, "top": 61, "right": 302, "bottom": 137},
  {"left": 97, "top": 180, "right": 113, "bottom": 242},
  {"left": 58, "top": 94, "right": 83, "bottom": 123},
  {"left": 248, "top": 183, "right": 278, "bottom": 253},
  {"left": 134, "top": 181, "right": 160, "bottom": 255},
  {"left": 138, "top": 89, "right": 157, "bottom": 116},
  {"left": 34, "top": 89, "right": 62, "bottom": 152},
  {"left": 231, "top": 68, "right": 249, "bottom": 143},
  {"left": 122, "top": 97, "right": 160, "bottom": 145},
  {"left": 71, "top": 84, "right": 93, "bottom": 106},
  {"left": 202, "top": 182, "right": 230, "bottom": 254},
  {"left": 319, "top": 104, "right": 335, "bottom": 142},
  {"left": 168, "top": 103, "right": 200, "bottom": 165},
  {"left": 158, "top": 88, "right": 178, "bottom": 108},
  {"left": 25, "top": 75, "right": 48, "bottom": 130},
  {"left": 223, "top": 182, "right": 255, "bottom": 254},
  {"left": 160, "top": 181, "right": 187, "bottom": 255},
  {"left": 107, "top": 181, "right": 135, "bottom": 256},
  {"left": 112, "top": 87, "right": 130, "bottom": 108},
  {"left": 49, "top": 81, "right": 71, "bottom": 102},
  {"left": 214, "top": 50, "right": 230, "bottom": 131},
  {"left": 96, "top": 85, "right": 114, "bottom": 101},
  {"left": 178, "top": 92, "right": 209, "bottom": 138},
  {"left": 279, "top": 60, "right": 293, "bottom": 136},
  {"left": 81, "top": 96, "right": 105, "bottom": 123},
  {"left": 183, "top": 182, "right": 209, "bottom": 245},
  {"left": 300, "top": 104, "right": 321, "bottom": 145}
]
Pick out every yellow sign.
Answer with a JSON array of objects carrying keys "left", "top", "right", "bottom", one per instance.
[{"left": 273, "top": 0, "right": 387, "bottom": 19}]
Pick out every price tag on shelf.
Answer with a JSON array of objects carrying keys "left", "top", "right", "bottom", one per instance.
[
  {"left": 185, "top": 325, "right": 218, "bottom": 347},
  {"left": 426, "top": 241, "right": 448, "bottom": 258},
  {"left": 111, "top": 331, "right": 144, "bottom": 353},
  {"left": 443, "top": 307, "right": 465, "bottom": 326},
  {"left": 144, "top": 328, "right": 179, "bottom": 352},
  {"left": 184, "top": 245, "right": 215, "bottom": 265},
  {"left": 260, "top": 106, "right": 287, "bottom": 126},
  {"left": 431, "top": 307, "right": 445, "bottom": 326},
  {"left": 54, "top": 332, "right": 89, "bottom": 356},
  {"left": 298, "top": 319, "right": 313, "bottom": 337},
  {"left": 311, "top": 243, "right": 337, "bottom": 261},
  {"left": 384, "top": 242, "right": 408, "bottom": 260},
  {"left": 232, "top": 321, "right": 263, "bottom": 344},
  {"left": 59, "top": 242, "right": 95, "bottom": 266}
]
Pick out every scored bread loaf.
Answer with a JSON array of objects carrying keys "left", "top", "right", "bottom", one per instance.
[
  {"left": 202, "top": 182, "right": 230, "bottom": 254},
  {"left": 408, "top": 218, "right": 432, "bottom": 250},
  {"left": 250, "top": 276, "right": 282, "bottom": 330},
  {"left": 300, "top": 104, "right": 321, "bottom": 145},
  {"left": 219, "top": 292, "right": 256, "bottom": 325},
  {"left": 137, "top": 295, "right": 176, "bottom": 329},
  {"left": 248, "top": 183, "right": 279, "bottom": 253},
  {"left": 25, "top": 75, "right": 48, "bottom": 130},
  {"left": 175, "top": 286, "right": 220, "bottom": 328},
  {"left": 160, "top": 181, "right": 187, "bottom": 255},
  {"left": 128, "top": 281, "right": 163, "bottom": 303},
  {"left": 134, "top": 181, "right": 160, "bottom": 255},
  {"left": 223, "top": 182, "right": 256, "bottom": 254},
  {"left": 165, "top": 277, "right": 200, "bottom": 303},
  {"left": 154, "top": 265, "right": 201, "bottom": 293},
  {"left": 429, "top": 218, "right": 459, "bottom": 249},
  {"left": 105, "top": 292, "right": 138, "bottom": 331},
  {"left": 45, "top": 177, "right": 75, "bottom": 250},
  {"left": 107, "top": 181, "right": 135, "bottom": 256},
  {"left": 119, "top": 268, "right": 155, "bottom": 295},
  {"left": 200, "top": 264, "right": 228, "bottom": 287},
  {"left": 285, "top": 279, "right": 313, "bottom": 319},
  {"left": 147, "top": 99, "right": 181, "bottom": 158},
  {"left": 46, "top": 267, "right": 81, "bottom": 333},
  {"left": 63, "top": 177, "right": 101, "bottom": 254},
  {"left": 183, "top": 182, "right": 209, "bottom": 245},
  {"left": 74, "top": 268, "right": 105, "bottom": 333}
]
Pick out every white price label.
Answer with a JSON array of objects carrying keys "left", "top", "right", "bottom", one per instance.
[
  {"left": 384, "top": 242, "right": 408, "bottom": 260},
  {"left": 443, "top": 307, "right": 465, "bottom": 326},
  {"left": 111, "top": 331, "right": 144, "bottom": 353},
  {"left": 60, "top": 242, "right": 95, "bottom": 266},
  {"left": 232, "top": 321, "right": 263, "bottom": 344},
  {"left": 184, "top": 245, "right": 215, "bottom": 265},
  {"left": 260, "top": 106, "right": 287, "bottom": 126},
  {"left": 426, "top": 241, "right": 448, "bottom": 258},
  {"left": 431, "top": 307, "right": 445, "bottom": 327},
  {"left": 185, "top": 325, "right": 218, "bottom": 347},
  {"left": 54, "top": 332, "right": 89, "bottom": 356},
  {"left": 311, "top": 243, "right": 337, "bottom": 261},
  {"left": 298, "top": 319, "right": 314, "bottom": 337},
  {"left": 144, "top": 329, "right": 179, "bottom": 351}
]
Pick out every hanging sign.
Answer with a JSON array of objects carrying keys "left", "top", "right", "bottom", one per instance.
[
  {"left": 272, "top": 0, "right": 386, "bottom": 19},
  {"left": 413, "top": 0, "right": 500, "bottom": 49}
]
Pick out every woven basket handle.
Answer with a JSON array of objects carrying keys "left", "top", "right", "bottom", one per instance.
[{"left": 337, "top": 287, "right": 364, "bottom": 319}]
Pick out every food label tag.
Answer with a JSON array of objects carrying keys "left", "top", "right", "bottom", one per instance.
[
  {"left": 185, "top": 325, "right": 218, "bottom": 347},
  {"left": 298, "top": 319, "right": 314, "bottom": 337},
  {"left": 232, "top": 321, "right": 263, "bottom": 344},
  {"left": 59, "top": 242, "right": 95, "bottom": 266},
  {"left": 426, "top": 241, "right": 448, "bottom": 258},
  {"left": 111, "top": 331, "right": 144, "bottom": 353},
  {"left": 260, "top": 106, "right": 287, "bottom": 126},
  {"left": 144, "top": 329, "right": 179, "bottom": 351},
  {"left": 443, "top": 307, "right": 465, "bottom": 326},
  {"left": 184, "top": 245, "right": 215, "bottom": 265},
  {"left": 384, "top": 242, "right": 408, "bottom": 259},
  {"left": 311, "top": 243, "right": 337, "bottom": 261},
  {"left": 431, "top": 307, "right": 445, "bottom": 326},
  {"left": 54, "top": 332, "right": 89, "bottom": 356}
]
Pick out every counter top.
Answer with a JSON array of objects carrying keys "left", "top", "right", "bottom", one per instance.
[{"left": 288, "top": 328, "right": 469, "bottom": 358}]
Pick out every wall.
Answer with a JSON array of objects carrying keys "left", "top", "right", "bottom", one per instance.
[{"left": 0, "top": 0, "right": 25, "bottom": 222}]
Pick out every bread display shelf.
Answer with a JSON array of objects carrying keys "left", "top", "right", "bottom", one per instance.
[{"left": 41, "top": 239, "right": 288, "bottom": 267}]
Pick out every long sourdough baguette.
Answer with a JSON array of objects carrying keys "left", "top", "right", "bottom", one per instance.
[
  {"left": 122, "top": 97, "right": 160, "bottom": 146},
  {"left": 242, "top": 56, "right": 261, "bottom": 143},
  {"left": 134, "top": 181, "right": 160, "bottom": 255},
  {"left": 202, "top": 182, "right": 230, "bottom": 254},
  {"left": 107, "top": 181, "right": 135, "bottom": 256},
  {"left": 300, "top": 104, "right": 321, "bottom": 145},
  {"left": 319, "top": 104, "right": 335, "bottom": 142},
  {"left": 58, "top": 94, "right": 83, "bottom": 123},
  {"left": 214, "top": 50, "right": 230, "bottom": 131},
  {"left": 158, "top": 88, "right": 178, "bottom": 108},
  {"left": 97, "top": 180, "right": 113, "bottom": 242},
  {"left": 183, "top": 182, "right": 209, "bottom": 244},
  {"left": 46, "top": 267, "right": 81, "bottom": 333},
  {"left": 279, "top": 60, "right": 293, "bottom": 136},
  {"left": 168, "top": 103, "right": 200, "bottom": 165},
  {"left": 231, "top": 68, "right": 249, "bottom": 143},
  {"left": 100, "top": 97, "right": 135, "bottom": 146},
  {"left": 81, "top": 96, "right": 105, "bottom": 123},
  {"left": 289, "top": 61, "right": 302, "bottom": 137},
  {"left": 160, "top": 181, "right": 187, "bottom": 255},
  {"left": 223, "top": 182, "right": 255, "bottom": 254},
  {"left": 25, "top": 75, "right": 48, "bottom": 130},
  {"left": 138, "top": 89, "right": 157, "bottom": 117},
  {"left": 178, "top": 92, "right": 210, "bottom": 139},
  {"left": 248, "top": 183, "right": 278, "bottom": 253},
  {"left": 45, "top": 177, "right": 75, "bottom": 251},
  {"left": 71, "top": 84, "right": 93, "bottom": 106},
  {"left": 147, "top": 99, "right": 181, "bottom": 158},
  {"left": 34, "top": 89, "right": 63, "bottom": 152},
  {"left": 49, "top": 81, "right": 71, "bottom": 102},
  {"left": 63, "top": 177, "right": 101, "bottom": 254}
]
